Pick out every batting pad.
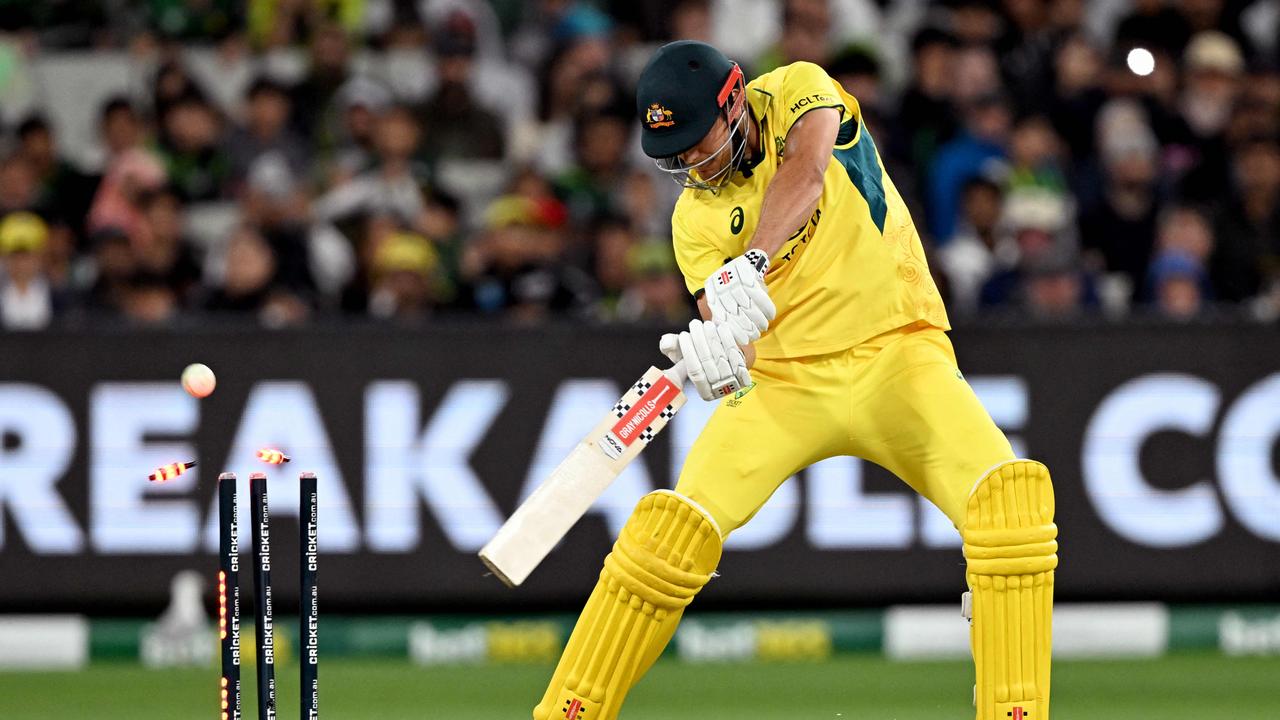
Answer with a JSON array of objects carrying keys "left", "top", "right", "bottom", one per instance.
[
  {"left": 963, "top": 460, "right": 1057, "bottom": 720},
  {"left": 534, "top": 490, "right": 722, "bottom": 720}
]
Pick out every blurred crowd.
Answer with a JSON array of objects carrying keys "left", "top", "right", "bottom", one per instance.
[{"left": 1, "top": 0, "right": 1279, "bottom": 332}]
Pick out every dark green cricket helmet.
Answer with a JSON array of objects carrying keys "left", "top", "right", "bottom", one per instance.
[{"left": 636, "top": 41, "right": 743, "bottom": 159}]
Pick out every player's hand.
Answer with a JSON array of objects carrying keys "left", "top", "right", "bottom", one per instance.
[
  {"left": 703, "top": 249, "right": 775, "bottom": 346},
  {"left": 659, "top": 320, "right": 751, "bottom": 401}
]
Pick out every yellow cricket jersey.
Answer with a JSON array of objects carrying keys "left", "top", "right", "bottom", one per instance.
[{"left": 672, "top": 61, "right": 949, "bottom": 359}]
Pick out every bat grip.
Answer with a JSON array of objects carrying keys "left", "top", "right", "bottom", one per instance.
[{"left": 664, "top": 360, "right": 688, "bottom": 386}]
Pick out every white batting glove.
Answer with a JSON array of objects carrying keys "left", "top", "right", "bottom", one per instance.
[
  {"left": 703, "top": 249, "right": 775, "bottom": 346},
  {"left": 659, "top": 320, "right": 752, "bottom": 401}
]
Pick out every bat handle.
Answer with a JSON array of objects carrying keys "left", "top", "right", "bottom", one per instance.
[{"left": 664, "top": 360, "right": 688, "bottom": 386}]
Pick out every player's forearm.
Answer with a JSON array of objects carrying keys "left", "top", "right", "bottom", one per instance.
[{"left": 748, "top": 159, "right": 825, "bottom": 257}]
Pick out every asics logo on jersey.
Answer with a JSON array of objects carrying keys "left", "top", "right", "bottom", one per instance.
[{"left": 730, "top": 206, "right": 744, "bottom": 234}]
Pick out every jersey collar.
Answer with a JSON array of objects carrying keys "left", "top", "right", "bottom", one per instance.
[{"left": 740, "top": 88, "right": 773, "bottom": 174}]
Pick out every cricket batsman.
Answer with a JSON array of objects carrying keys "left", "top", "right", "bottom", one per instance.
[{"left": 534, "top": 41, "right": 1057, "bottom": 720}]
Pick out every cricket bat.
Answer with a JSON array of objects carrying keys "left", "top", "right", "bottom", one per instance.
[{"left": 479, "top": 361, "right": 689, "bottom": 587}]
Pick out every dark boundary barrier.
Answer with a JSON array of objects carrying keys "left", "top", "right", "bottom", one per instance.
[{"left": 0, "top": 323, "right": 1276, "bottom": 612}]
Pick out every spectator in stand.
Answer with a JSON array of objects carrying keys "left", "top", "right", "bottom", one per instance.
[
  {"left": 83, "top": 228, "right": 137, "bottom": 318},
  {"left": 0, "top": 155, "right": 39, "bottom": 216},
  {"left": 0, "top": 156, "right": 77, "bottom": 295},
  {"left": 981, "top": 188, "right": 1094, "bottom": 316},
  {"left": 828, "top": 46, "right": 881, "bottom": 108},
  {"left": 534, "top": 14, "right": 613, "bottom": 172},
  {"left": 509, "top": 0, "right": 597, "bottom": 71},
  {"left": 1212, "top": 136, "right": 1280, "bottom": 303},
  {"left": 615, "top": 168, "right": 669, "bottom": 242},
  {"left": 1006, "top": 114, "right": 1069, "bottom": 196},
  {"left": 1225, "top": 92, "right": 1279, "bottom": 152},
  {"left": 1048, "top": 34, "right": 1106, "bottom": 169},
  {"left": 243, "top": 150, "right": 314, "bottom": 293},
  {"left": 225, "top": 77, "right": 310, "bottom": 195},
  {"left": 1151, "top": 205, "right": 1216, "bottom": 320},
  {"left": 555, "top": 107, "right": 633, "bottom": 227},
  {"left": 14, "top": 116, "right": 95, "bottom": 237},
  {"left": 327, "top": 190, "right": 461, "bottom": 317},
  {"left": 417, "top": 188, "right": 464, "bottom": 296},
  {"left": 194, "top": 31, "right": 257, "bottom": 121},
  {"left": 0, "top": 212, "right": 60, "bottom": 330},
  {"left": 1240, "top": 68, "right": 1280, "bottom": 132},
  {"left": 367, "top": 230, "right": 446, "bottom": 321},
  {"left": 998, "top": 0, "right": 1057, "bottom": 114},
  {"left": 416, "top": 15, "right": 506, "bottom": 162},
  {"left": 1148, "top": 250, "right": 1209, "bottom": 320},
  {"left": 616, "top": 241, "right": 691, "bottom": 324},
  {"left": 135, "top": 187, "right": 202, "bottom": 305},
  {"left": 586, "top": 213, "right": 634, "bottom": 320},
  {"left": 940, "top": 175, "right": 1009, "bottom": 314},
  {"left": 828, "top": 47, "right": 887, "bottom": 142},
  {"left": 380, "top": 6, "right": 433, "bottom": 104},
  {"left": 1181, "top": 0, "right": 1255, "bottom": 59},
  {"left": 950, "top": 0, "right": 1004, "bottom": 46},
  {"left": 928, "top": 92, "right": 1012, "bottom": 243},
  {"left": 290, "top": 22, "right": 352, "bottom": 146},
  {"left": 8, "top": 0, "right": 1280, "bottom": 330},
  {"left": 203, "top": 224, "right": 309, "bottom": 326},
  {"left": 1175, "top": 32, "right": 1244, "bottom": 203},
  {"left": 607, "top": 0, "right": 699, "bottom": 41},
  {"left": 205, "top": 226, "right": 274, "bottom": 316},
  {"left": 670, "top": 0, "right": 712, "bottom": 44},
  {"left": 156, "top": 95, "right": 231, "bottom": 201},
  {"left": 326, "top": 77, "right": 392, "bottom": 185},
  {"left": 535, "top": 68, "right": 630, "bottom": 176},
  {"left": 460, "top": 193, "right": 591, "bottom": 322},
  {"left": 1022, "top": 245, "right": 1091, "bottom": 320},
  {"left": 1049, "top": 1, "right": 1086, "bottom": 45},
  {"left": 334, "top": 213, "right": 396, "bottom": 314},
  {"left": 509, "top": 165, "right": 561, "bottom": 204},
  {"left": 152, "top": 60, "right": 210, "bottom": 124},
  {"left": 952, "top": 44, "right": 1003, "bottom": 108},
  {"left": 1080, "top": 99, "right": 1161, "bottom": 307},
  {"left": 313, "top": 105, "right": 431, "bottom": 229},
  {"left": 1147, "top": 205, "right": 1214, "bottom": 301},
  {"left": 120, "top": 271, "right": 180, "bottom": 326},
  {"left": 311, "top": 104, "right": 429, "bottom": 303},
  {"left": 892, "top": 27, "right": 958, "bottom": 192},
  {"left": 756, "top": 0, "right": 833, "bottom": 72},
  {"left": 88, "top": 149, "right": 167, "bottom": 240},
  {"left": 98, "top": 97, "right": 148, "bottom": 165}
]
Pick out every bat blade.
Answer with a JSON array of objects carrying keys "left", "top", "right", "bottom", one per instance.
[{"left": 479, "top": 364, "right": 687, "bottom": 587}]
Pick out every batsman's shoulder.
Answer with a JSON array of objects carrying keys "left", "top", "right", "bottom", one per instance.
[
  {"left": 671, "top": 190, "right": 707, "bottom": 232},
  {"left": 780, "top": 60, "right": 833, "bottom": 81},
  {"left": 672, "top": 193, "right": 726, "bottom": 242}
]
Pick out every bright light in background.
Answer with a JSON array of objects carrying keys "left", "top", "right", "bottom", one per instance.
[{"left": 1128, "top": 47, "right": 1155, "bottom": 76}]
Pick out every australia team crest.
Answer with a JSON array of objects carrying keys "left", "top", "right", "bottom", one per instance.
[{"left": 645, "top": 103, "right": 675, "bottom": 128}]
